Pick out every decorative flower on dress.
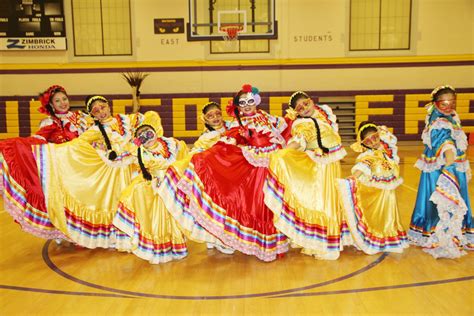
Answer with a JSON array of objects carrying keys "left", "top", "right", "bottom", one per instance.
[{"left": 38, "top": 85, "right": 67, "bottom": 114}]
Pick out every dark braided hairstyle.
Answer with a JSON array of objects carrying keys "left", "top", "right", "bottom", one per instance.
[
  {"left": 289, "top": 91, "right": 328, "bottom": 154},
  {"left": 202, "top": 101, "right": 221, "bottom": 132},
  {"left": 85, "top": 95, "right": 117, "bottom": 161},
  {"left": 233, "top": 91, "right": 253, "bottom": 137},
  {"left": 137, "top": 147, "right": 153, "bottom": 181},
  {"left": 134, "top": 125, "right": 155, "bottom": 181},
  {"left": 358, "top": 121, "right": 378, "bottom": 150}
]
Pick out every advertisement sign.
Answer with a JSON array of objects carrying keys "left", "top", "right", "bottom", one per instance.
[{"left": 0, "top": 0, "right": 66, "bottom": 51}]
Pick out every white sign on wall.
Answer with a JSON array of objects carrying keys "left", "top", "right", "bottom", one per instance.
[{"left": 0, "top": 37, "right": 66, "bottom": 50}]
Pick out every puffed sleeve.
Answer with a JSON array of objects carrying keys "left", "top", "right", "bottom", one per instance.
[
  {"left": 192, "top": 131, "right": 222, "bottom": 152},
  {"left": 288, "top": 120, "right": 316, "bottom": 150}
]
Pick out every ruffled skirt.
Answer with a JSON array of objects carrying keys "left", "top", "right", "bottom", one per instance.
[
  {"left": 338, "top": 178, "right": 408, "bottom": 254},
  {"left": 113, "top": 177, "right": 188, "bottom": 264},
  {"left": 408, "top": 167, "right": 473, "bottom": 258},
  {"left": 0, "top": 137, "right": 66, "bottom": 240},
  {"left": 263, "top": 148, "right": 351, "bottom": 259},
  {"left": 36, "top": 140, "right": 133, "bottom": 248},
  {"left": 178, "top": 143, "right": 288, "bottom": 262}
]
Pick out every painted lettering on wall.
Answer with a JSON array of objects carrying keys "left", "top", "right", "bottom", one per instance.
[
  {"left": 293, "top": 32, "right": 333, "bottom": 42},
  {"left": 160, "top": 38, "right": 179, "bottom": 45},
  {"left": 0, "top": 91, "right": 472, "bottom": 142}
]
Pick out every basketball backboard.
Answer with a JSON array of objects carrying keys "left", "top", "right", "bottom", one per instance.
[{"left": 187, "top": 0, "right": 277, "bottom": 41}]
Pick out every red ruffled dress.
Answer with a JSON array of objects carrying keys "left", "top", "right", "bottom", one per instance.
[
  {"left": 0, "top": 112, "right": 90, "bottom": 239},
  {"left": 178, "top": 110, "right": 290, "bottom": 261}
]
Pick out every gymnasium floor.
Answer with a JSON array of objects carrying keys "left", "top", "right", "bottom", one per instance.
[{"left": 0, "top": 144, "right": 473, "bottom": 315}]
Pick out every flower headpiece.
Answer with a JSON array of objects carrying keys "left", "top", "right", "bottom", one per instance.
[
  {"left": 425, "top": 84, "right": 456, "bottom": 114},
  {"left": 86, "top": 95, "right": 108, "bottom": 114},
  {"left": 38, "top": 85, "right": 67, "bottom": 114},
  {"left": 226, "top": 84, "right": 261, "bottom": 117},
  {"left": 240, "top": 84, "right": 261, "bottom": 106},
  {"left": 350, "top": 122, "right": 378, "bottom": 153}
]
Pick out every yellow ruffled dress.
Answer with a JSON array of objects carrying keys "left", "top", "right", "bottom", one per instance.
[
  {"left": 35, "top": 113, "right": 143, "bottom": 248},
  {"left": 264, "top": 105, "right": 350, "bottom": 260},
  {"left": 337, "top": 129, "right": 408, "bottom": 254},
  {"left": 113, "top": 137, "right": 190, "bottom": 264}
]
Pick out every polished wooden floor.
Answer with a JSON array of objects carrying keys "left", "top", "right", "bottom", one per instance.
[{"left": 1, "top": 144, "right": 473, "bottom": 315}]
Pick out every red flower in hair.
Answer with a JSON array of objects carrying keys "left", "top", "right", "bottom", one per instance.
[
  {"left": 226, "top": 99, "right": 237, "bottom": 117},
  {"left": 242, "top": 84, "right": 252, "bottom": 93},
  {"left": 37, "top": 85, "right": 66, "bottom": 115}
]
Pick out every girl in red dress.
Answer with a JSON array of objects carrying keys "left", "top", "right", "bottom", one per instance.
[
  {"left": 0, "top": 85, "right": 90, "bottom": 240},
  {"left": 175, "top": 84, "right": 290, "bottom": 261}
]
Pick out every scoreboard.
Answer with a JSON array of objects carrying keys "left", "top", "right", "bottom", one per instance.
[{"left": 0, "top": 0, "right": 66, "bottom": 50}]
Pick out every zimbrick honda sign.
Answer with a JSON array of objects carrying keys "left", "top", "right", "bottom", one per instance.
[{"left": 0, "top": 0, "right": 66, "bottom": 51}]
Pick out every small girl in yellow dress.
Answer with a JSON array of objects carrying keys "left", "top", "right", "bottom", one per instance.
[
  {"left": 113, "top": 111, "right": 190, "bottom": 264},
  {"left": 337, "top": 121, "right": 409, "bottom": 254}
]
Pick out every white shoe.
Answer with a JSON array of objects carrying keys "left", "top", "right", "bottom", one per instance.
[
  {"left": 206, "top": 243, "right": 215, "bottom": 250},
  {"left": 214, "top": 244, "right": 235, "bottom": 255}
]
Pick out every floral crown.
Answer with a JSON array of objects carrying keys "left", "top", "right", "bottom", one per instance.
[
  {"left": 38, "top": 85, "right": 67, "bottom": 114},
  {"left": 226, "top": 84, "right": 261, "bottom": 117},
  {"left": 86, "top": 95, "right": 108, "bottom": 113}
]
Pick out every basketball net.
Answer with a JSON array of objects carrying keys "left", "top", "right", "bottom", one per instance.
[{"left": 220, "top": 24, "right": 244, "bottom": 43}]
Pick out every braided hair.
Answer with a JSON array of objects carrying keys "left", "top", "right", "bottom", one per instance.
[
  {"left": 137, "top": 147, "right": 153, "bottom": 181},
  {"left": 289, "top": 91, "right": 328, "bottom": 153},
  {"left": 85, "top": 95, "right": 117, "bottom": 161},
  {"left": 233, "top": 91, "right": 253, "bottom": 137}
]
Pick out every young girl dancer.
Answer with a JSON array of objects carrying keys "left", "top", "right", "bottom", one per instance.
[
  {"left": 159, "top": 102, "right": 235, "bottom": 253},
  {"left": 408, "top": 85, "right": 473, "bottom": 258},
  {"left": 113, "top": 111, "right": 190, "bottom": 264},
  {"left": 33, "top": 95, "right": 144, "bottom": 248},
  {"left": 263, "top": 91, "right": 349, "bottom": 260},
  {"left": 337, "top": 122, "right": 408, "bottom": 254},
  {"left": 165, "top": 84, "right": 289, "bottom": 261},
  {"left": 0, "top": 85, "right": 91, "bottom": 240}
]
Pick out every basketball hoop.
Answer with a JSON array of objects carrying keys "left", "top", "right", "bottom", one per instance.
[{"left": 219, "top": 24, "right": 244, "bottom": 42}]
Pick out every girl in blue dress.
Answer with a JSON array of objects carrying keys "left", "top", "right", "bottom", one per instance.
[{"left": 408, "top": 85, "right": 473, "bottom": 258}]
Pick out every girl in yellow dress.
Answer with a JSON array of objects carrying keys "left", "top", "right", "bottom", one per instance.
[
  {"left": 337, "top": 122, "right": 409, "bottom": 254},
  {"left": 113, "top": 111, "right": 190, "bottom": 264},
  {"left": 158, "top": 102, "right": 235, "bottom": 253},
  {"left": 35, "top": 95, "right": 144, "bottom": 248},
  {"left": 263, "top": 91, "right": 350, "bottom": 260}
]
